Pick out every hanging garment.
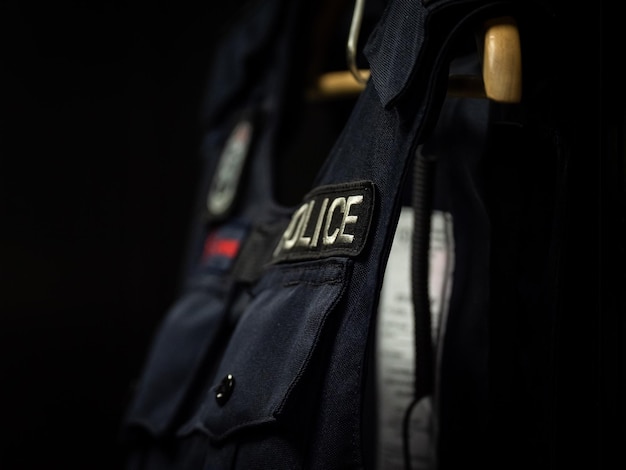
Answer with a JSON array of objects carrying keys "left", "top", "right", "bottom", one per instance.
[{"left": 120, "top": 0, "right": 561, "bottom": 468}]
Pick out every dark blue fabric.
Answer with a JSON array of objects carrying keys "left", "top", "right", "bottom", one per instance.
[
  {"left": 184, "top": 258, "right": 350, "bottom": 441},
  {"left": 120, "top": 0, "right": 523, "bottom": 469},
  {"left": 123, "top": 280, "right": 229, "bottom": 438},
  {"left": 425, "top": 91, "right": 491, "bottom": 468}
]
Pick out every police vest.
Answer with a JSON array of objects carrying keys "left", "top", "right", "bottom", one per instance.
[{"left": 121, "top": 0, "right": 561, "bottom": 468}]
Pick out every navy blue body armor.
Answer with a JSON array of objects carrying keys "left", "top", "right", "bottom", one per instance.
[{"left": 121, "top": 0, "right": 561, "bottom": 468}]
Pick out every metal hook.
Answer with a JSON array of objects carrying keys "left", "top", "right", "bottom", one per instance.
[{"left": 347, "top": 0, "right": 369, "bottom": 85}]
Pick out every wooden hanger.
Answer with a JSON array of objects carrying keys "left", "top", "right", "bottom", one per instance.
[{"left": 306, "top": 0, "right": 522, "bottom": 103}]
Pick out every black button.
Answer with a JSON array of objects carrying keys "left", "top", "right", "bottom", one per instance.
[{"left": 215, "top": 374, "right": 235, "bottom": 406}]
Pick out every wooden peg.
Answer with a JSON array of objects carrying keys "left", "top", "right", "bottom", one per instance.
[
  {"left": 482, "top": 16, "right": 522, "bottom": 103},
  {"left": 306, "top": 69, "right": 370, "bottom": 100}
]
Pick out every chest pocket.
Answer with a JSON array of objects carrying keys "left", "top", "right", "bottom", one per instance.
[{"left": 182, "top": 257, "right": 351, "bottom": 442}]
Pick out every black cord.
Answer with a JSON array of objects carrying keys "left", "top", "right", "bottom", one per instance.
[{"left": 402, "top": 147, "right": 436, "bottom": 470}]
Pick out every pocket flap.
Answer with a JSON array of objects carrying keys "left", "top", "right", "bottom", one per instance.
[{"left": 195, "top": 258, "right": 350, "bottom": 442}]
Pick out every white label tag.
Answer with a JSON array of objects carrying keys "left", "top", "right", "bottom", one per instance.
[
  {"left": 428, "top": 210, "right": 455, "bottom": 347},
  {"left": 375, "top": 208, "right": 454, "bottom": 470}
]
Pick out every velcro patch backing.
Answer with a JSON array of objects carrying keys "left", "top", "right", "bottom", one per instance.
[{"left": 272, "top": 180, "right": 375, "bottom": 263}]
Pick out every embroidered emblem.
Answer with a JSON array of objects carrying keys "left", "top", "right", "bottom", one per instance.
[{"left": 207, "top": 117, "right": 254, "bottom": 219}]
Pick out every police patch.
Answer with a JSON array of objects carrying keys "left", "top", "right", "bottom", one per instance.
[
  {"left": 207, "top": 116, "right": 254, "bottom": 219},
  {"left": 272, "top": 180, "right": 375, "bottom": 263}
]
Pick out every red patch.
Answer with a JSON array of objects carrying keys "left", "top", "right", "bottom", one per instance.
[{"left": 202, "top": 233, "right": 240, "bottom": 261}]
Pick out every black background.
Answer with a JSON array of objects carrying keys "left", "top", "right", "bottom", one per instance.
[
  {"left": 1, "top": 2, "right": 246, "bottom": 469},
  {"left": 0, "top": 1, "right": 622, "bottom": 470}
]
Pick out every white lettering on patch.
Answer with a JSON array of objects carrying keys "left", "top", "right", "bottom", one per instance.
[{"left": 272, "top": 181, "right": 374, "bottom": 263}]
